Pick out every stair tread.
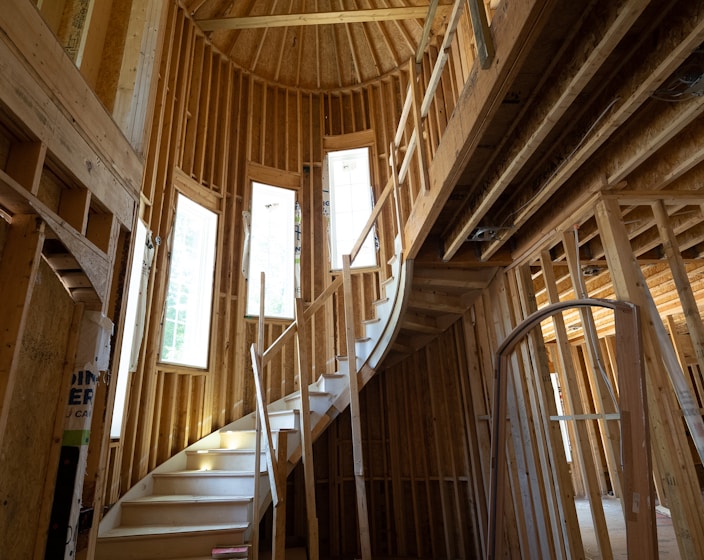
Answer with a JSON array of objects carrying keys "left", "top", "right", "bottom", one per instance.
[
  {"left": 100, "top": 522, "right": 248, "bottom": 539},
  {"left": 125, "top": 494, "right": 252, "bottom": 504},
  {"left": 283, "top": 389, "right": 331, "bottom": 400},
  {"left": 186, "top": 448, "right": 263, "bottom": 455},
  {"left": 155, "top": 470, "right": 264, "bottom": 478}
]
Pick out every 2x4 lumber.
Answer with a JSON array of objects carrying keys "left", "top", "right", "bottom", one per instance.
[
  {"left": 442, "top": 0, "right": 649, "bottom": 261},
  {"left": 341, "top": 254, "right": 372, "bottom": 560},
  {"left": 197, "top": 5, "right": 454, "bottom": 31},
  {"left": 481, "top": 2, "right": 704, "bottom": 261},
  {"left": 404, "top": 0, "right": 558, "bottom": 259},
  {"left": 539, "top": 251, "right": 612, "bottom": 560},
  {"left": 515, "top": 265, "right": 583, "bottom": 559},
  {"left": 272, "top": 431, "right": 289, "bottom": 559},
  {"left": 294, "top": 298, "right": 320, "bottom": 560},
  {"left": 604, "top": 189, "right": 704, "bottom": 206},
  {"left": 425, "top": 343, "right": 457, "bottom": 558},
  {"left": 595, "top": 197, "right": 704, "bottom": 559},
  {"left": 562, "top": 231, "right": 623, "bottom": 498},
  {"left": 509, "top": 269, "right": 561, "bottom": 558},
  {"left": 419, "top": 0, "right": 466, "bottom": 119},
  {"left": 652, "top": 198, "right": 704, "bottom": 429},
  {"left": 409, "top": 59, "right": 430, "bottom": 194},
  {"left": 415, "top": 0, "right": 439, "bottom": 63},
  {"left": 467, "top": 0, "right": 494, "bottom": 69},
  {"left": 497, "top": 274, "right": 550, "bottom": 558}
]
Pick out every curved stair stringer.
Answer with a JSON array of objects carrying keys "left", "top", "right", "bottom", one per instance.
[{"left": 96, "top": 240, "right": 412, "bottom": 560}]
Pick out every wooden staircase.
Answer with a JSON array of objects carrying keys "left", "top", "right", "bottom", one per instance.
[{"left": 97, "top": 240, "right": 409, "bottom": 559}]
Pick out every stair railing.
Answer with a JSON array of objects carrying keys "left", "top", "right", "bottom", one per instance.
[{"left": 247, "top": 25, "right": 467, "bottom": 550}]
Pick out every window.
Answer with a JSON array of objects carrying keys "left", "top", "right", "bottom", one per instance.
[
  {"left": 160, "top": 193, "right": 217, "bottom": 368},
  {"left": 327, "top": 147, "right": 376, "bottom": 270},
  {"left": 246, "top": 182, "right": 296, "bottom": 319}
]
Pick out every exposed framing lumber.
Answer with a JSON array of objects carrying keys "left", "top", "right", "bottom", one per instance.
[
  {"left": 487, "top": 297, "right": 655, "bottom": 560},
  {"left": 403, "top": 0, "right": 558, "bottom": 259},
  {"left": 480, "top": 4, "right": 704, "bottom": 261},
  {"left": 197, "top": 5, "right": 454, "bottom": 31},
  {"left": 294, "top": 298, "right": 320, "bottom": 560},
  {"left": 539, "top": 256, "right": 612, "bottom": 559},
  {"left": 441, "top": 0, "right": 649, "bottom": 261},
  {"left": 342, "top": 254, "right": 372, "bottom": 560},
  {"left": 595, "top": 196, "right": 704, "bottom": 559}
]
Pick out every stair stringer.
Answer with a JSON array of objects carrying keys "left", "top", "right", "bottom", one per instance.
[{"left": 97, "top": 240, "right": 412, "bottom": 559}]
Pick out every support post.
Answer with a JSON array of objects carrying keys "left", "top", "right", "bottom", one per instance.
[
  {"left": 342, "top": 255, "right": 372, "bottom": 560},
  {"left": 294, "top": 298, "right": 319, "bottom": 560}
]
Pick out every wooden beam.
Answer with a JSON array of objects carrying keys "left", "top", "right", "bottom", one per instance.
[
  {"left": 603, "top": 189, "right": 704, "bottom": 205},
  {"left": 539, "top": 254, "right": 612, "bottom": 559},
  {"left": 595, "top": 196, "right": 704, "bottom": 558},
  {"left": 441, "top": 0, "right": 649, "bottom": 261},
  {"left": 197, "top": 5, "right": 454, "bottom": 31},
  {"left": 481, "top": 5, "right": 704, "bottom": 261}
]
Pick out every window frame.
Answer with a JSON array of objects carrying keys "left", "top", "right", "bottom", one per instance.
[
  {"left": 158, "top": 174, "right": 221, "bottom": 370},
  {"left": 323, "top": 131, "right": 379, "bottom": 273}
]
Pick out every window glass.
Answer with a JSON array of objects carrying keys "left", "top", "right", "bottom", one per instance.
[
  {"left": 160, "top": 193, "right": 217, "bottom": 368},
  {"left": 328, "top": 147, "right": 376, "bottom": 269},
  {"left": 246, "top": 182, "right": 296, "bottom": 319}
]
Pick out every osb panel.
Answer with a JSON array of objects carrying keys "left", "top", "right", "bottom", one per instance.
[{"left": 0, "top": 260, "right": 74, "bottom": 558}]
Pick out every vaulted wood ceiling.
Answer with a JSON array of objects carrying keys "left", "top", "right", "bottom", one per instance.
[{"left": 188, "top": 0, "right": 458, "bottom": 91}]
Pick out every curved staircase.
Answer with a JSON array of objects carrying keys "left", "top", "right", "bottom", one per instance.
[{"left": 96, "top": 238, "right": 410, "bottom": 559}]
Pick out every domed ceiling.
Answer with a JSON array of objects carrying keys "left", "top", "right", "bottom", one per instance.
[{"left": 188, "top": 0, "right": 456, "bottom": 91}]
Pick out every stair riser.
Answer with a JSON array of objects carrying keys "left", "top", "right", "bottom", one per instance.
[
  {"left": 153, "top": 474, "right": 261, "bottom": 496},
  {"left": 219, "top": 429, "right": 294, "bottom": 449},
  {"left": 121, "top": 501, "right": 251, "bottom": 526},
  {"left": 186, "top": 452, "right": 265, "bottom": 471},
  {"left": 97, "top": 530, "right": 247, "bottom": 560},
  {"left": 282, "top": 394, "right": 332, "bottom": 412}
]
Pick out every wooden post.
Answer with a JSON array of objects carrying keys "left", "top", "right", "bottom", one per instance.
[
  {"left": 342, "top": 254, "right": 372, "bottom": 560},
  {"left": 294, "top": 298, "right": 319, "bottom": 560},
  {"left": 612, "top": 303, "right": 657, "bottom": 560},
  {"left": 272, "top": 431, "right": 288, "bottom": 560},
  {"left": 652, "top": 199, "right": 704, "bottom": 407},
  {"left": 409, "top": 58, "right": 430, "bottom": 194},
  {"left": 467, "top": 0, "right": 495, "bottom": 69},
  {"left": 540, "top": 252, "right": 611, "bottom": 560},
  {"left": 595, "top": 196, "right": 704, "bottom": 559},
  {"left": 562, "top": 230, "right": 623, "bottom": 499}
]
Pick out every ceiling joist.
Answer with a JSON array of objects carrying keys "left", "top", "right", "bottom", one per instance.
[{"left": 197, "top": 5, "right": 453, "bottom": 31}]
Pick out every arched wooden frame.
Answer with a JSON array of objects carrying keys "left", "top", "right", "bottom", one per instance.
[{"left": 487, "top": 298, "right": 657, "bottom": 560}]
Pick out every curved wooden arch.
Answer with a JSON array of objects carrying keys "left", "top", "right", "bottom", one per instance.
[{"left": 487, "top": 298, "right": 657, "bottom": 560}]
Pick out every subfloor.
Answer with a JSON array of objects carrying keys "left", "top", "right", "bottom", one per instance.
[{"left": 576, "top": 497, "right": 679, "bottom": 559}]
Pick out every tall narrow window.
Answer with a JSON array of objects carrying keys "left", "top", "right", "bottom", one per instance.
[
  {"left": 327, "top": 147, "right": 376, "bottom": 270},
  {"left": 160, "top": 193, "right": 217, "bottom": 368},
  {"left": 246, "top": 182, "right": 296, "bottom": 319}
]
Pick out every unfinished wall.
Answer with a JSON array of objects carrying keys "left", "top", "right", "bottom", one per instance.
[{"left": 105, "top": 0, "right": 479, "bottom": 513}]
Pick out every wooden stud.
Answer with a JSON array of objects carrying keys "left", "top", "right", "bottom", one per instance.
[
  {"left": 295, "top": 298, "right": 320, "bottom": 559},
  {"left": 342, "top": 254, "right": 372, "bottom": 560},
  {"left": 595, "top": 196, "right": 704, "bottom": 559},
  {"left": 538, "top": 251, "right": 612, "bottom": 560}
]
